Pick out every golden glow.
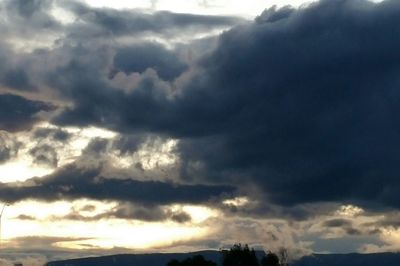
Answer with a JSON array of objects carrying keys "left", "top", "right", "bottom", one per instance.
[
  {"left": 223, "top": 197, "right": 250, "bottom": 207},
  {"left": 379, "top": 228, "right": 400, "bottom": 248},
  {"left": 335, "top": 205, "right": 364, "bottom": 217},
  {"left": 54, "top": 221, "right": 207, "bottom": 249},
  {"left": 0, "top": 129, "right": 53, "bottom": 182},
  {"left": 137, "top": 139, "right": 178, "bottom": 170},
  {"left": 0, "top": 160, "right": 53, "bottom": 183},
  {"left": 2, "top": 200, "right": 218, "bottom": 250},
  {"left": 180, "top": 205, "right": 220, "bottom": 223},
  {"left": 0, "top": 125, "right": 118, "bottom": 183}
]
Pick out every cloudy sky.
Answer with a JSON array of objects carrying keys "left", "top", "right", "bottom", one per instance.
[{"left": 0, "top": 0, "right": 399, "bottom": 264}]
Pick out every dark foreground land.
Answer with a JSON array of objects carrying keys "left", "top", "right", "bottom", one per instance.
[{"left": 46, "top": 251, "right": 400, "bottom": 266}]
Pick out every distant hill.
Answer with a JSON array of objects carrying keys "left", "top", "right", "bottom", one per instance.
[
  {"left": 294, "top": 252, "right": 400, "bottom": 266},
  {"left": 45, "top": 251, "right": 223, "bottom": 266},
  {"left": 45, "top": 251, "right": 400, "bottom": 266}
]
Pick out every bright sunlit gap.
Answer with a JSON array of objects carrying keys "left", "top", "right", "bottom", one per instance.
[
  {"left": 335, "top": 205, "right": 364, "bottom": 217},
  {"left": 84, "top": 0, "right": 318, "bottom": 17},
  {"left": 0, "top": 125, "right": 118, "bottom": 183},
  {"left": 223, "top": 197, "right": 250, "bottom": 207}
]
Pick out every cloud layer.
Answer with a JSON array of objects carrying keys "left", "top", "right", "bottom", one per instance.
[{"left": 1, "top": 0, "right": 400, "bottom": 257}]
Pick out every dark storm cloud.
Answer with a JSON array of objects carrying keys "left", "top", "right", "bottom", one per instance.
[
  {"left": 2, "top": 0, "right": 400, "bottom": 217},
  {"left": 0, "top": 94, "right": 53, "bottom": 132},
  {"left": 0, "top": 163, "right": 234, "bottom": 204},
  {"left": 114, "top": 43, "right": 188, "bottom": 80},
  {"left": 51, "top": 0, "right": 400, "bottom": 212},
  {"left": 175, "top": 0, "right": 400, "bottom": 209}
]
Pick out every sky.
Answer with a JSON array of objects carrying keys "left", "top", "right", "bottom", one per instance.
[{"left": 0, "top": 0, "right": 398, "bottom": 264}]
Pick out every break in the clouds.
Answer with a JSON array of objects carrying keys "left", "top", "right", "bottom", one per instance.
[{"left": 1, "top": 0, "right": 400, "bottom": 260}]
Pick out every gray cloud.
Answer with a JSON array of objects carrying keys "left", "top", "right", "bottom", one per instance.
[
  {"left": 114, "top": 43, "right": 188, "bottom": 81},
  {"left": 323, "top": 218, "right": 362, "bottom": 236},
  {"left": 56, "top": 202, "right": 192, "bottom": 223},
  {"left": 82, "top": 138, "right": 110, "bottom": 156},
  {"left": 0, "top": 163, "right": 235, "bottom": 205},
  {"left": 15, "top": 214, "right": 36, "bottom": 220},
  {"left": 62, "top": 0, "right": 244, "bottom": 39},
  {"left": 323, "top": 219, "right": 353, "bottom": 228},
  {"left": 2, "top": 67, "right": 36, "bottom": 91},
  {"left": 29, "top": 143, "right": 59, "bottom": 167},
  {"left": 0, "top": 0, "right": 61, "bottom": 34},
  {"left": 33, "top": 128, "right": 71, "bottom": 142},
  {"left": 345, "top": 227, "right": 362, "bottom": 236},
  {"left": 0, "top": 94, "right": 53, "bottom": 132},
  {"left": 0, "top": 131, "right": 20, "bottom": 163},
  {"left": 112, "top": 134, "right": 147, "bottom": 155},
  {"left": 44, "top": 0, "right": 400, "bottom": 213}
]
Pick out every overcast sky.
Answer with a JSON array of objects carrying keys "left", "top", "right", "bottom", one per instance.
[{"left": 0, "top": 0, "right": 398, "bottom": 265}]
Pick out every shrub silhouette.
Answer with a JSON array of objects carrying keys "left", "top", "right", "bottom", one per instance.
[
  {"left": 166, "top": 255, "right": 217, "bottom": 266},
  {"left": 221, "top": 243, "right": 260, "bottom": 266}
]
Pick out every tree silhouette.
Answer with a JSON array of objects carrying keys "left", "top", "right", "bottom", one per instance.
[
  {"left": 166, "top": 255, "right": 217, "bottom": 266},
  {"left": 261, "top": 252, "right": 280, "bottom": 266},
  {"left": 221, "top": 243, "right": 260, "bottom": 266}
]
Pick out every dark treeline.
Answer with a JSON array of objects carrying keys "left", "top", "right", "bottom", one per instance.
[{"left": 167, "top": 244, "right": 287, "bottom": 266}]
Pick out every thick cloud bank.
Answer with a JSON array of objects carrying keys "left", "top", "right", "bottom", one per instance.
[
  {"left": 175, "top": 0, "right": 400, "bottom": 208},
  {"left": 51, "top": 0, "right": 400, "bottom": 210}
]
